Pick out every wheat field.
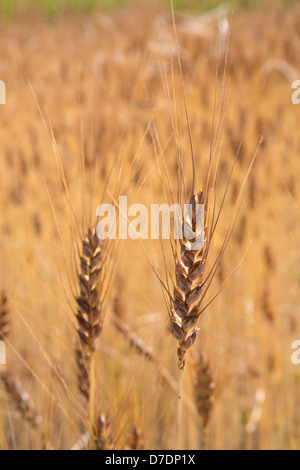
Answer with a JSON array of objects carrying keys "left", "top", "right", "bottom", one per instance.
[{"left": 0, "top": 0, "right": 299, "bottom": 451}]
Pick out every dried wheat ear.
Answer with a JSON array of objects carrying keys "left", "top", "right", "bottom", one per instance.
[
  {"left": 76, "top": 227, "right": 105, "bottom": 401},
  {"left": 170, "top": 192, "right": 207, "bottom": 369}
]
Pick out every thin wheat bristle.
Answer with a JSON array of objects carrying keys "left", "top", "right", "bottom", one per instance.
[
  {"left": 192, "top": 352, "right": 215, "bottom": 429},
  {"left": 75, "top": 227, "right": 105, "bottom": 401},
  {"left": 0, "top": 291, "right": 10, "bottom": 341},
  {"left": 169, "top": 192, "right": 207, "bottom": 369}
]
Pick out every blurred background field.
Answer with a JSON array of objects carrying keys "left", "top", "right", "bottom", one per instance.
[{"left": 0, "top": 0, "right": 300, "bottom": 451}]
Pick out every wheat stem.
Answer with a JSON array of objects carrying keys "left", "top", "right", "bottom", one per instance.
[
  {"left": 88, "top": 356, "right": 95, "bottom": 434},
  {"left": 177, "top": 367, "right": 184, "bottom": 450}
]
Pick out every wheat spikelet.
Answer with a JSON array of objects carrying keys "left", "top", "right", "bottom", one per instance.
[
  {"left": 192, "top": 352, "right": 215, "bottom": 429},
  {"left": 75, "top": 227, "right": 105, "bottom": 401},
  {"left": 169, "top": 191, "right": 207, "bottom": 369},
  {"left": 0, "top": 291, "right": 10, "bottom": 341}
]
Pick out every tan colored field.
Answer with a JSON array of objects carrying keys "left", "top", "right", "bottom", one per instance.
[{"left": 0, "top": 0, "right": 300, "bottom": 450}]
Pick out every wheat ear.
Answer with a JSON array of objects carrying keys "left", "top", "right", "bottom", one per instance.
[
  {"left": 75, "top": 227, "right": 105, "bottom": 429},
  {"left": 168, "top": 191, "right": 208, "bottom": 449},
  {"left": 170, "top": 192, "right": 207, "bottom": 370}
]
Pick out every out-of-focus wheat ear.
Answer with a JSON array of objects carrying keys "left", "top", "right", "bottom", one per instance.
[
  {"left": 0, "top": 291, "right": 10, "bottom": 340},
  {"left": 113, "top": 282, "right": 155, "bottom": 361},
  {"left": 192, "top": 352, "right": 215, "bottom": 431},
  {"left": 1, "top": 369, "right": 44, "bottom": 433},
  {"left": 113, "top": 319, "right": 155, "bottom": 362},
  {"left": 0, "top": 292, "right": 49, "bottom": 447},
  {"left": 261, "top": 288, "right": 275, "bottom": 323},
  {"left": 112, "top": 274, "right": 126, "bottom": 321},
  {"left": 125, "top": 427, "right": 144, "bottom": 450},
  {"left": 75, "top": 227, "right": 105, "bottom": 406},
  {"left": 93, "top": 413, "right": 114, "bottom": 450}
]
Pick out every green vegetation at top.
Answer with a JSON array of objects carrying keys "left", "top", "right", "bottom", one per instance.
[
  {"left": 172, "top": 0, "right": 297, "bottom": 11},
  {"left": 0, "top": 0, "right": 127, "bottom": 18},
  {"left": 0, "top": 0, "right": 298, "bottom": 19}
]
